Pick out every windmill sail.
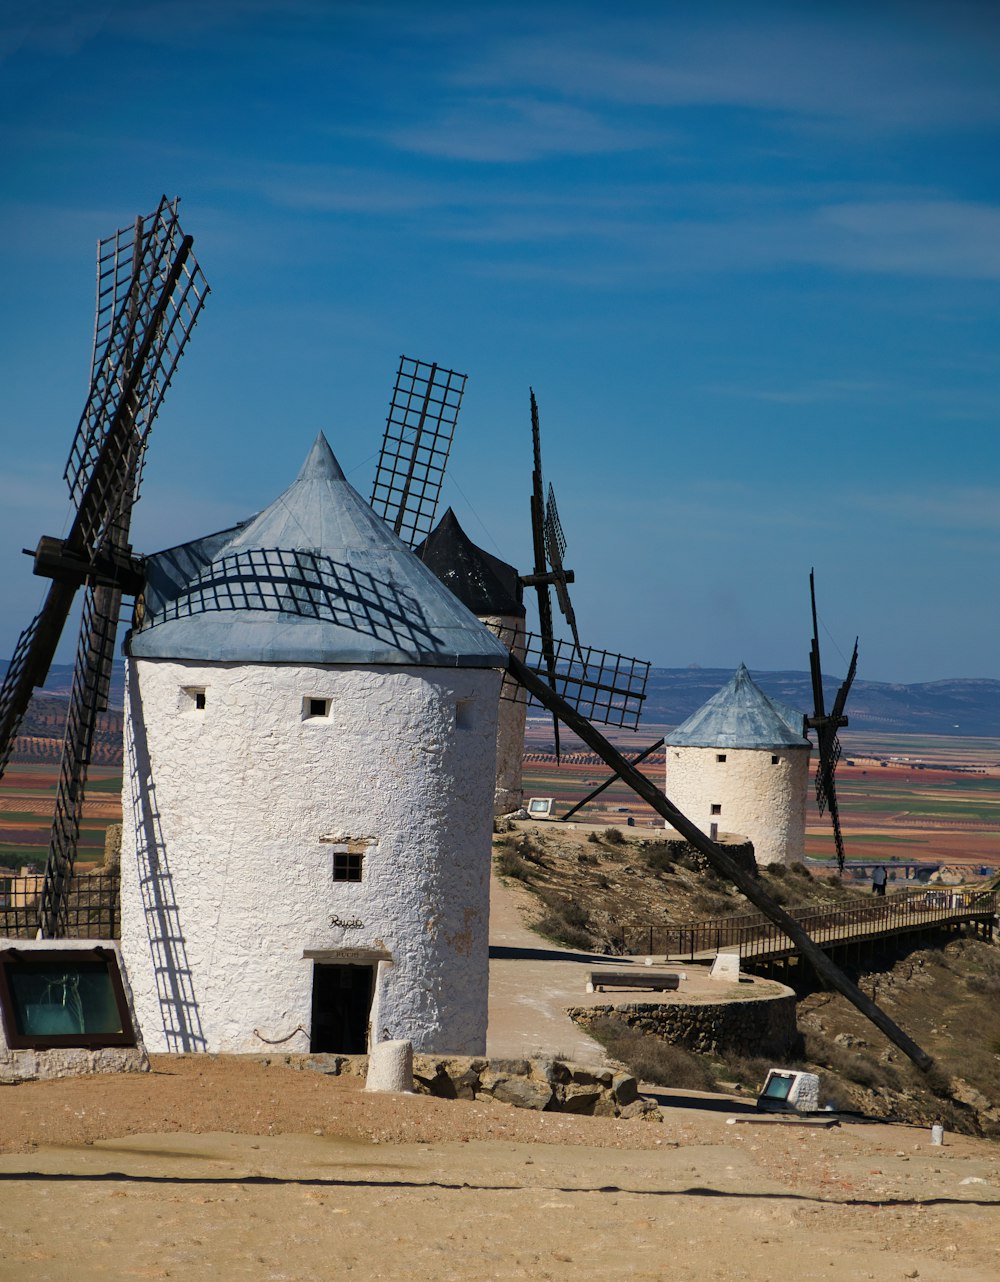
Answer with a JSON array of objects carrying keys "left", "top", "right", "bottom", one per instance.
[
  {"left": 370, "top": 356, "right": 466, "bottom": 548},
  {"left": 806, "top": 570, "right": 858, "bottom": 872},
  {"left": 518, "top": 390, "right": 649, "bottom": 738},
  {"left": 0, "top": 197, "right": 208, "bottom": 936}
]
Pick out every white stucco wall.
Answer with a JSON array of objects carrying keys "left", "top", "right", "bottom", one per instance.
[
  {"left": 480, "top": 613, "right": 526, "bottom": 815},
  {"left": 664, "top": 744, "right": 810, "bottom": 866},
  {"left": 119, "top": 658, "right": 500, "bottom": 1056}
]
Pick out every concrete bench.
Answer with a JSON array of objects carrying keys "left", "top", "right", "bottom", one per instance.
[{"left": 587, "top": 969, "right": 681, "bottom": 994}]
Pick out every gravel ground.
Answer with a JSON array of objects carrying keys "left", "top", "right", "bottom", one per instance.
[{"left": 2, "top": 1056, "right": 999, "bottom": 1282}]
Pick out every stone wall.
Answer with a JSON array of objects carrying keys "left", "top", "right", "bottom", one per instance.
[
  {"left": 568, "top": 991, "right": 801, "bottom": 1060},
  {"left": 269, "top": 1052, "right": 658, "bottom": 1118}
]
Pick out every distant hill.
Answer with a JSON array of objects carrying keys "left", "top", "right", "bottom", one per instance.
[
  {"left": 642, "top": 668, "right": 1000, "bottom": 738},
  {"left": 6, "top": 661, "right": 1000, "bottom": 739}
]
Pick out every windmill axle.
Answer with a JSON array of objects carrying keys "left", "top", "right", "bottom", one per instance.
[
  {"left": 520, "top": 569, "right": 575, "bottom": 588},
  {"left": 29, "top": 534, "right": 144, "bottom": 595}
]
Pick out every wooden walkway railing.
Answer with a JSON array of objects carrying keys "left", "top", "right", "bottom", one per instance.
[{"left": 618, "top": 887, "right": 997, "bottom": 963}]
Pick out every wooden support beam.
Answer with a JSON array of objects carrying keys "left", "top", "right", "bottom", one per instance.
[{"left": 508, "top": 651, "right": 934, "bottom": 1073}]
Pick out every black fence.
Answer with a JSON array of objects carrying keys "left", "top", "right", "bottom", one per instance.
[
  {"left": 618, "top": 887, "right": 998, "bottom": 961},
  {"left": 0, "top": 872, "right": 120, "bottom": 940}
]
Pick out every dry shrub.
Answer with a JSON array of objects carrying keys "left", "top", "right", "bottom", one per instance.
[
  {"left": 587, "top": 1017, "right": 717, "bottom": 1092},
  {"left": 535, "top": 891, "right": 595, "bottom": 951},
  {"left": 803, "top": 1031, "right": 902, "bottom": 1092},
  {"left": 603, "top": 827, "right": 626, "bottom": 846},
  {"left": 642, "top": 843, "right": 675, "bottom": 875},
  {"left": 494, "top": 847, "right": 534, "bottom": 883}
]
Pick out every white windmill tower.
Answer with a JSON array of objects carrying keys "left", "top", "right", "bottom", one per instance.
[
  {"left": 663, "top": 664, "right": 811, "bottom": 867},
  {"left": 119, "top": 433, "right": 507, "bottom": 1056}
]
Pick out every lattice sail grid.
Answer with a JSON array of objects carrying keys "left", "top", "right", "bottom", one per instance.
[
  {"left": 495, "top": 632, "right": 650, "bottom": 729},
  {"left": 65, "top": 196, "right": 209, "bottom": 549},
  {"left": 370, "top": 357, "right": 466, "bottom": 548}
]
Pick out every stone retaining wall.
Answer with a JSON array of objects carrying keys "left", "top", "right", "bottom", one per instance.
[
  {"left": 568, "top": 991, "right": 801, "bottom": 1060},
  {"left": 274, "top": 1052, "right": 658, "bottom": 1118}
]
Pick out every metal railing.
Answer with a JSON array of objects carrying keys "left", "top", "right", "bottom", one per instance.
[
  {"left": 0, "top": 871, "right": 120, "bottom": 939},
  {"left": 617, "top": 888, "right": 997, "bottom": 961}
]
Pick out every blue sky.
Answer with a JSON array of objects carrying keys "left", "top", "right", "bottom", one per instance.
[{"left": 1, "top": 0, "right": 999, "bottom": 686}]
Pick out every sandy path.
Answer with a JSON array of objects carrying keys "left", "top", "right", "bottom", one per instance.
[{"left": 486, "top": 869, "right": 608, "bottom": 1064}]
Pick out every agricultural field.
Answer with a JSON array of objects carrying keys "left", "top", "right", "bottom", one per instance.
[
  {"left": 0, "top": 763, "right": 122, "bottom": 872},
  {"left": 4, "top": 721, "right": 1000, "bottom": 878}
]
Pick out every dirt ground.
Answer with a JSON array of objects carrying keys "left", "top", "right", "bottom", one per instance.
[{"left": 2, "top": 1056, "right": 999, "bottom": 1282}]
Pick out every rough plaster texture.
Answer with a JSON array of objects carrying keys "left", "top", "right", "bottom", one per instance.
[
  {"left": 120, "top": 658, "right": 500, "bottom": 1057},
  {"left": 0, "top": 940, "right": 149, "bottom": 1082},
  {"left": 665, "top": 744, "right": 810, "bottom": 866},
  {"left": 481, "top": 613, "right": 527, "bottom": 815}
]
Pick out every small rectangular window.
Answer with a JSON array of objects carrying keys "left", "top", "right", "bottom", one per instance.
[
  {"left": 716, "top": 753, "right": 727, "bottom": 763},
  {"left": 456, "top": 698, "right": 474, "bottom": 730},
  {"left": 332, "top": 851, "right": 363, "bottom": 882},
  {"left": 710, "top": 803, "right": 722, "bottom": 816},
  {"left": 771, "top": 755, "right": 780, "bottom": 765},
  {"left": 181, "top": 686, "right": 206, "bottom": 713},
  {"left": 304, "top": 697, "right": 331, "bottom": 719}
]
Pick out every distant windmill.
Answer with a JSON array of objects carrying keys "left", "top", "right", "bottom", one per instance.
[
  {"left": 0, "top": 197, "right": 209, "bottom": 937},
  {"left": 805, "top": 570, "right": 859, "bottom": 872}
]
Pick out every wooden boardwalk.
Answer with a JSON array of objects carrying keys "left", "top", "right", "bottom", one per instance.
[{"left": 620, "top": 887, "right": 996, "bottom": 968}]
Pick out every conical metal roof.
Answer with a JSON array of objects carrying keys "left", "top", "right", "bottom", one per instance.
[
  {"left": 128, "top": 434, "right": 510, "bottom": 668},
  {"left": 416, "top": 508, "right": 524, "bottom": 618},
  {"left": 664, "top": 664, "right": 809, "bottom": 750}
]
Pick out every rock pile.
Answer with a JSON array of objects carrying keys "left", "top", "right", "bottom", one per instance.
[{"left": 292, "top": 1052, "right": 658, "bottom": 1119}]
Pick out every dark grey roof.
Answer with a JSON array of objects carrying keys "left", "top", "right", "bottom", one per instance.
[
  {"left": 416, "top": 508, "right": 524, "bottom": 618},
  {"left": 128, "top": 434, "right": 510, "bottom": 668},
  {"left": 664, "top": 664, "right": 809, "bottom": 750}
]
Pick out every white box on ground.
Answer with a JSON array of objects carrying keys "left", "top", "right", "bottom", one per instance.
[{"left": 710, "top": 952, "right": 741, "bottom": 982}]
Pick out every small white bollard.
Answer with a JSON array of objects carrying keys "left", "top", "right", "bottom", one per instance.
[
  {"left": 930, "top": 1121, "right": 944, "bottom": 1145},
  {"left": 365, "top": 1039, "right": 414, "bottom": 1093}
]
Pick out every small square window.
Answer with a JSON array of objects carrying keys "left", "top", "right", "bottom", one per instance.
[
  {"left": 332, "top": 851, "right": 363, "bottom": 882},
  {"left": 716, "top": 753, "right": 727, "bottom": 763},
  {"left": 181, "top": 686, "right": 206, "bottom": 713},
  {"left": 710, "top": 803, "right": 722, "bottom": 816},
  {"left": 771, "top": 754, "right": 780, "bottom": 765},
  {"left": 304, "top": 697, "right": 331, "bottom": 719}
]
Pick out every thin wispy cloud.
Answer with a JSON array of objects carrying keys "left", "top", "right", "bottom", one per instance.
[
  {"left": 385, "top": 96, "right": 656, "bottom": 163},
  {"left": 852, "top": 486, "right": 1000, "bottom": 533},
  {"left": 457, "top": 8, "right": 1000, "bottom": 132}
]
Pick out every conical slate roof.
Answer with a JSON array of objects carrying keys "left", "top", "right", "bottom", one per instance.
[
  {"left": 128, "top": 434, "right": 510, "bottom": 668},
  {"left": 664, "top": 664, "right": 809, "bottom": 750},
  {"left": 416, "top": 508, "right": 524, "bottom": 618}
]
